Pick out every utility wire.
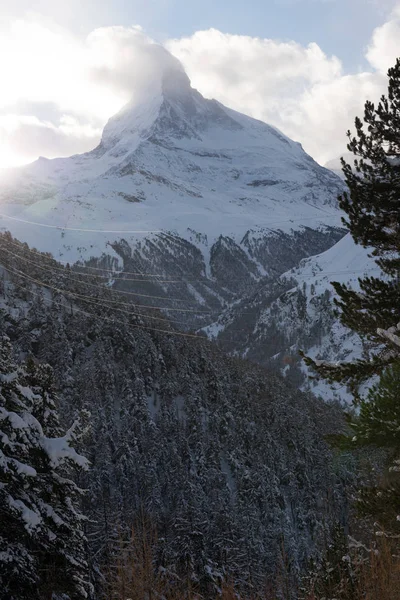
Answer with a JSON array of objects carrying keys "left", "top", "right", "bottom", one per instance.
[
  {"left": 0, "top": 243, "right": 214, "bottom": 313},
  {"left": 0, "top": 239, "right": 385, "bottom": 316},
  {"left": 4, "top": 278, "right": 204, "bottom": 341},
  {"left": 1, "top": 260, "right": 388, "bottom": 344},
  {"left": 3, "top": 235, "right": 376, "bottom": 286},
  {"left": 0, "top": 211, "right": 342, "bottom": 235},
  {"left": 0, "top": 213, "right": 165, "bottom": 234},
  {"left": 3, "top": 265, "right": 189, "bottom": 324},
  {"left": 0, "top": 238, "right": 213, "bottom": 283},
  {"left": 3, "top": 273, "right": 266, "bottom": 342}
]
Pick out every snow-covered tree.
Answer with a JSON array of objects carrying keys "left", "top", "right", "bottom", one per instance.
[{"left": 0, "top": 336, "right": 92, "bottom": 599}]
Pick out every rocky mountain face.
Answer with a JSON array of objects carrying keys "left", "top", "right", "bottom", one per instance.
[
  {"left": 0, "top": 64, "right": 346, "bottom": 331},
  {"left": 205, "top": 234, "right": 377, "bottom": 402},
  {"left": 0, "top": 236, "right": 348, "bottom": 595}
]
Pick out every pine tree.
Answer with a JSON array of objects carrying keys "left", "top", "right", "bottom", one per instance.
[
  {"left": 0, "top": 336, "right": 92, "bottom": 599},
  {"left": 302, "top": 58, "right": 400, "bottom": 559},
  {"left": 303, "top": 58, "right": 400, "bottom": 396},
  {"left": 341, "top": 362, "right": 400, "bottom": 536}
]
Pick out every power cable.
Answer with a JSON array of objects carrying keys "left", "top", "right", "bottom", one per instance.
[
  {"left": 0, "top": 237, "right": 213, "bottom": 283},
  {"left": 0, "top": 239, "right": 385, "bottom": 317},
  {"left": 0, "top": 213, "right": 165, "bottom": 234},
  {"left": 0, "top": 243, "right": 214, "bottom": 313},
  {"left": 3, "top": 265, "right": 189, "bottom": 324},
  {"left": 0, "top": 211, "right": 342, "bottom": 235},
  {"left": 4, "top": 278, "right": 204, "bottom": 341}
]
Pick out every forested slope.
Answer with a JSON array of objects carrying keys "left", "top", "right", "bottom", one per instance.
[{"left": 0, "top": 232, "right": 348, "bottom": 596}]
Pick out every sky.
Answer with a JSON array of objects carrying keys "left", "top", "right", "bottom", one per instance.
[{"left": 0, "top": 0, "right": 399, "bottom": 168}]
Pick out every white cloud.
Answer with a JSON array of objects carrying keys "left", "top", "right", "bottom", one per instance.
[
  {"left": 0, "top": 21, "right": 175, "bottom": 167},
  {"left": 0, "top": 5, "right": 399, "bottom": 168},
  {"left": 168, "top": 29, "right": 342, "bottom": 109},
  {"left": 366, "top": 4, "right": 400, "bottom": 72},
  {"left": 0, "top": 113, "right": 101, "bottom": 167},
  {"left": 86, "top": 25, "right": 183, "bottom": 102},
  {"left": 167, "top": 30, "right": 346, "bottom": 162},
  {"left": 167, "top": 7, "right": 400, "bottom": 164}
]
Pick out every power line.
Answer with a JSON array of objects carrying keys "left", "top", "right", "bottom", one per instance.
[
  {"left": 0, "top": 245, "right": 286, "bottom": 321},
  {"left": 8, "top": 232, "right": 369, "bottom": 286},
  {"left": 4, "top": 265, "right": 190, "bottom": 324},
  {"left": 0, "top": 211, "right": 343, "bottom": 235},
  {"left": 1, "top": 236, "right": 214, "bottom": 283},
  {"left": 0, "top": 256, "right": 258, "bottom": 337},
  {"left": 1, "top": 256, "right": 389, "bottom": 346},
  {"left": 0, "top": 238, "right": 385, "bottom": 316},
  {"left": 0, "top": 213, "right": 165, "bottom": 234},
  {"left": 4, "top": 277, "right": 204, "bottom": 341},
  {"left": 0, "top": 241, "right": 276, "bottom": 320},
  {"left": 0, "top": 243, "right": 214, "bottom": 314},
  {"left": 3, "top": 269, "right": 269, "bottom": 343},
  {"left": 0, "top": 211, "right": 345, "bottom": 285}
]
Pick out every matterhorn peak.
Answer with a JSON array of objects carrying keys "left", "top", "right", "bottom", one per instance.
[
  {"left": 0, "top": 43, "right": 345, "bottom": 271},
  {"left": 161, "top": 65, "right": 192, "bottom": 99},
  {"left": 100, "top": 58, "right": 239, "bottom": 152}
]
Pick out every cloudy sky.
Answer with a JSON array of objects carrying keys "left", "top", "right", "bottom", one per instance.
[{"left": 0, "top": 0, "right": 399, "bottom": 168}]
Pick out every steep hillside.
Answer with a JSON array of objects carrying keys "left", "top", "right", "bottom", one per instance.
[
  {"left": 205, "top": 234, "right": 378, "bottom": 402},
  {"left": 0, "top": 233, "right": 347, "bottom": 595}
]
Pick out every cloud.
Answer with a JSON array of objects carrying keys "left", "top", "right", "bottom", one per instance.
[
  {"left": 166, "top": 30, "right": 346, "bottom": 162},
  {"left": 0, "top": 113, "right": 101, "bottom": 165},
  {"left": 86, "top": 26, "right": 183, "bottom": 102},
  {"left": 166, "top": 7, "right": 400, "bottom": 164},
  {"left": 366, "top": 4, "right": 400, "bottom": 72},
  {"left": 168, "top": 29, "right": 342, "bottom": 103},
  {"left": 0, "top": 21, "right": 177, "bottom": 167},
  {"left": 0, "top": 5, "right": 399, "bottom": 168}
]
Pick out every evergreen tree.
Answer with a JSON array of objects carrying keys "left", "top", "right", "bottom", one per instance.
[
  {"left": 341, "top": 362, "right": 400, "bottom": 536},
  {"left": 303, "top": 58, "right": 400, "bottom": 396},
  {"left": 302, "top": 58, "right": 400, "bottom": 552},
  {"left": 0, "top": 336, "right": 92, "bottom": 599}
]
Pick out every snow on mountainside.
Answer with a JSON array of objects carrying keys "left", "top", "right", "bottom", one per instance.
[
  {"left": 277, "top": 234, "right": 379, "bottom": 402},
  {"left": 205, "top": 234, "right": 379, "bottom": 403},
  {"left": 324, "top": 153, "right": 355, "bottom": 181},
  {"left": 0, "top": 64, "right": 344, "bottom": 267}
]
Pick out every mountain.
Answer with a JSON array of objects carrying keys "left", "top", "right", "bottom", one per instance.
[
  {"left": 324, "top": 153, "right": 355, "bottom": 180},
  {"left": 205, "top": 234, "right": 377, "bottom": 403},
  {"left": 0, "top": 64, "right": 346, "bottom": 328},
  {"left": 0, "top": 235, "right": 347, "bottom": 596}
]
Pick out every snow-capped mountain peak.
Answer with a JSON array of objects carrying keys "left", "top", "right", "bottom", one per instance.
[
  {"left": 100, "top": 65, "right": 246, "bottom": 157},
  {"left": 0, "top": 59, "right": 348, "bottom": 341}
]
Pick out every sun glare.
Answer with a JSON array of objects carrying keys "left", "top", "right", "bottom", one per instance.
[
  {"left": 0, "top": 20, "right": 129, "bottom": 170},
  {"left": 0, "top": 148, "right": 28, "bottom": 171}
]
